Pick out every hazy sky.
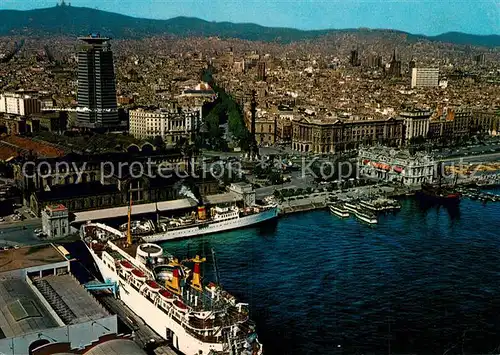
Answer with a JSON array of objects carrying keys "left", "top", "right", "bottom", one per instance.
[{"left": 1, "top": 0, "right": 499, "bottom": 35}]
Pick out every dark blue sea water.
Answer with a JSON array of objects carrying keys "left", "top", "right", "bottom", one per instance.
[{"left": 159, "top": 192, "right": 500, "bottom": 355}]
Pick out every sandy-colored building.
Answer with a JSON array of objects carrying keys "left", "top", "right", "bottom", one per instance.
[{"left": 292, "top": 115, "right": 404, "bottom": 153}]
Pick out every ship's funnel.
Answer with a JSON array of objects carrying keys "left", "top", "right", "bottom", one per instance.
[
  {"left": 197, "top": 206, "right": 206, "bottom": 220},
  {"left": 191, "top": 260, "right": 202, "bottom": 292},
  {"left": 167, "top": 268, "right": 181, "bottom": 294}
]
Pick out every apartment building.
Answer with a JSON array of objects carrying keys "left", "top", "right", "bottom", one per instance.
[
  {"left": 411, "top": 67, "right": 439, "bottom": 88},
  {"left": 0, "top": 92, "right": 41, "bottom": 116}
]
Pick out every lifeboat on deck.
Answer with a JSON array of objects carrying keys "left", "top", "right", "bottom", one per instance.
[
  {"left": 131, "top": 268, "right": 146, "bottom": 281},
  {"left": 120, "top": 260, "right": 134, "bottom": 271},
  {"left": 173, "top": 299, "right": 188, "bottom": 312},
  {"left": 159, "top": 289, "right": 174, "bottom": 301},
  {"left": 145, "top": 280, "right": 161, "bottom": 292}
]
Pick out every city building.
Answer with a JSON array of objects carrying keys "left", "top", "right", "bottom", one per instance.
[
  {"left": 350, "top": 49, "right": 360, "bottom": 67},
  {"left": 450, "top": 107, "right": 472, "bottom": 138},
  {"left": 42, "top": 204, "right": 69, "bottom": 239},
  {"left": 387, "top": 49, "right": 402, "bottom": 77},
  {"left": 358, "top": 146, "right": 435, "bottom": 186},
  {"left": 180, "top": 82, "right": 216, "bottom": 99},
  {"left": 471, "top": 109, "right": 499, "bottom": 135},
  {"left": 411, "top": 67, "right": 439, "bottom": 88},
  {"left": 0, "top": 114, "right": 40, "bottom": 134},
  {"left": 32, "top": 111, "right": 68, "bottom": 133},
  {"left": 0, "top": 92, "right": 41, "bottom": 116},
  {"left": 474, "top": 53, "right": 486, "bottom": 66},
  {"left": 129, "top": 106, "right": 200, "bottom": 144},
  {"left": 257, "top": 61, "right": 266, "bottom": 81},
  {"left": 0, "top": 244, "right": 142, "bottom": 355},
  {"left": 243, "top": 107, "right": 276, "bottom": 146},
  {"left": 400, "top": 109, "right": 432, "bottom": 141},
  {"left": 292, "top": 115, "right": 404, "bottom": 154},
  {"left": 233, "top": 60, "right": 245, "bottom": 73},
  {"left": 13, "top": 148, "right": 219, "bottom": 215},
  {"left": 275, "top": 107, "right": 294, "bottom": 143},
  {"left": 366, "top": 54, "right": 382, "bottom": 68},
  {"left": 76, "top": 34, "right": 119, "bottom": 129},
  {"left": 408, "top": 58, "right": 416, "bottom": 73}
]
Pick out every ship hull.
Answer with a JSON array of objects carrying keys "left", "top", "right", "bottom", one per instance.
[
  {"left": 143, "top": 207, "right": 279, "bottom": 243},
  {"left": 354, "top": 213, "right": 378, "bottom": 224},
  {"left": 329, "top": 206, "right": 349, "bottom": 218},
  {"left": 85, "top": 245, "right": 225, "bottom": 355},
  {"left": 416, "top": 190, "right": 461, "bottom": 206}
]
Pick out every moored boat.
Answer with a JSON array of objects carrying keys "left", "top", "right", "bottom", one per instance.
[
  {"left": 354, "top": 208, "right": 378, "bottom": 224},
  {"left": 329, "top": 203, "right": 349, "bottom": 218},
  {"left": 343, "top": 201, "right": 359, "bottom": 214}
]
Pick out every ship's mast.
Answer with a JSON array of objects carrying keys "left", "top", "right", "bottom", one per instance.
[
  {"left": 211, "top": 248, "right": 221, "bottom": 287},
  {"left": 127, "top": 190, "right": 133, "bottom": 246}
]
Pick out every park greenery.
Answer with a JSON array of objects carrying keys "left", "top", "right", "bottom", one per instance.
[{"left": 201, "top": 68, "right": 253, "bottom": 151}]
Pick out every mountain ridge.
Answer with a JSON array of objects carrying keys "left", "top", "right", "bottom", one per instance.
[{"left": 0, "top": 5, "right": 498, "bottom": 47}]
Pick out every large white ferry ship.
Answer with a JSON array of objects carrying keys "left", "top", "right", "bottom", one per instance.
[
  {"left": 121, "top": 203, "right": 278, "bottom": 243},
  {"left": 81, "top": 221, "right": 263, "bottom": 355}
]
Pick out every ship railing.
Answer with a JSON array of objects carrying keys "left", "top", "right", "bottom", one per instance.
[
  {"left": 181, "top": 323, "right": 222, "bottom": 344},
  {"left": 187, "top": 313, "right": 241, "bottom": 330}
]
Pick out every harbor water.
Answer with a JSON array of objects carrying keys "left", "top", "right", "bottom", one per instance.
[{"left": 159, "top": 190, "right": 500, "bottom": 355}]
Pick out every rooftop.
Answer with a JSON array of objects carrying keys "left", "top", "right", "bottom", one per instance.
[
  {"left": 33, "top": 274, "right": 110, "bottom": 324},
  {"left": 79, "top": 338, "right": 146, "bottom": 355},
  {"left": 46, "top": 204, "right": 67, "bottom": 212},
  {"left": 202, "top": 192, "right": 243, "bottom": 205},
  {"left": 0, "top": 244, "right": 67, "bottom": 274},
  {"left": 0, "top": 278, "right": 59, "bottom": 339},
  {"left": 35, "top": 182, "right": 120, "bottom": 202},
  {"left": 72, "top": 198, "right": 198, "bottom": 223}
]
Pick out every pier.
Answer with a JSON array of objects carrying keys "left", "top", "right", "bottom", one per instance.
[
  {"left": 88, "top": 289, "right": 177, "bottom": 354},
  {"left": 94, "top": 293, "right": 165, "bottom": 347},
  {"left": 277, "top": 184, "right": 411, "bottom": 215}
]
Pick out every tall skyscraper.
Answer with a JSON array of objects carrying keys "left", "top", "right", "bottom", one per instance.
[{"left": 76, "top": 34, "right": 119, "bottom": 129}]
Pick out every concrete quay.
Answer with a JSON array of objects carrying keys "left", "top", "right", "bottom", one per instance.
[
  {"left": 277, "top": 184, "right": 412, "bottom": 215},
  {"left": 95, "top": 293, "right": 180, "bottom": 354}
]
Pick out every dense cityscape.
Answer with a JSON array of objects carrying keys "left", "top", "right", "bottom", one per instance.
[{"left": 0, "top": 1, "right": 499, "bottom": 355}]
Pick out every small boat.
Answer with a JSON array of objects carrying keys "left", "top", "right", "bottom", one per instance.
[
  {"left": 329, "top": 203, "right": 349, "bottom": 218},
  {"left": 343, "top": 201, "right": 358, "bottom": 214},
  {"left": 354, "top": 208, "right": 378, "bottom": 225}
]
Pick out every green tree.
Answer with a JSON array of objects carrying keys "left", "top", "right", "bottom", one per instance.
[{"left": 152, "top": 135, "right": 165, "bottom": 150}]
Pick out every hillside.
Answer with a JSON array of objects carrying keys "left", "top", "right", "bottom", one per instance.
[{"left": 0, "top": 5, "right": 498, "bottom": 47}]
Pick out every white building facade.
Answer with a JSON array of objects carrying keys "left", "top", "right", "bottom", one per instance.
[
  {"left": 129, "top": 107, "right": 201, "bottom": 144},
  {"left": 0, "top": 92, "right": 41, "bottom": 116},
  {"left": 42, "top": 204, "right": 69, "bottom": 239},
  {"left": 358, "top": 146, "right": 435, "bottom": 186},
  {"left": 400, "top": 109, "right": 432, "bottom": 141},
  {"left": 411, "top": 68, "right": 439, "bottom": 88}
]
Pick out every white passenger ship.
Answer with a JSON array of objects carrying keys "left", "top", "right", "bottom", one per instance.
[
  {"left": 131, "top": 203, "right": 278, "bottom": 243},
  {"left": 81, "top": 221, "right": 263, "bottom": 355}
]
